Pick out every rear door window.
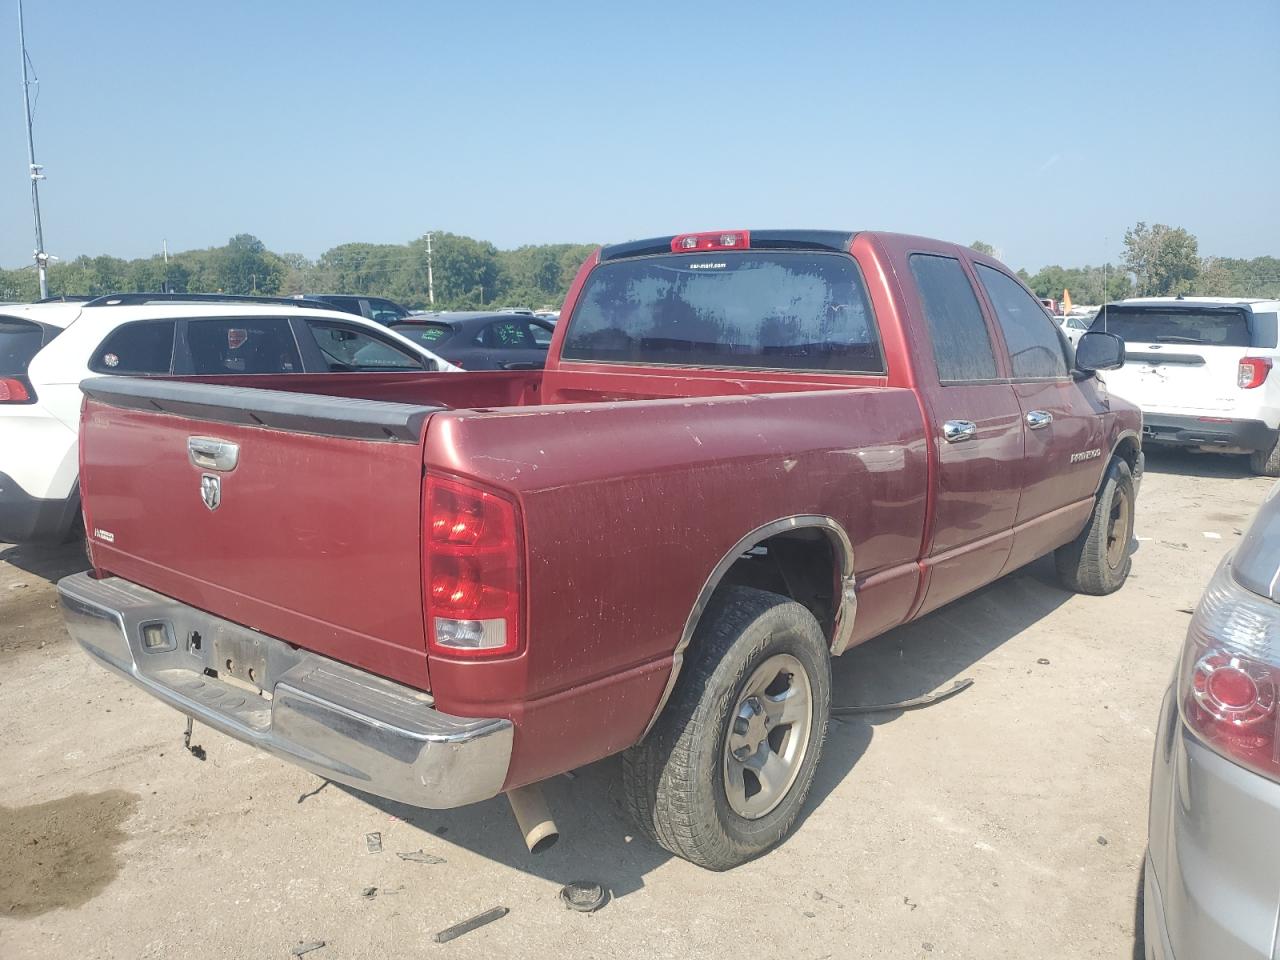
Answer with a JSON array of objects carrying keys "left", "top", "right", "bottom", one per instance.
[
  {"left": 302, "top": 319, "right": 429, "bottom": 371},
  {"left": 478, "top": 320, "right": 536, "bottom": 349},
  {"left": 1089, "top": 307, "right": 1252, "bottom": 347},
  {"left": 908, "top": 254, "right": 998, "bottom": 382},
  {"left": 562, "top": 251, "right": 884, "bottom": 373},
  {"left": 975, "top": 264, "right": 1069, "bottom": 379},
  {"left": 530, "top": 321, "right": 554, "bottom": 347},
  {"left": 186, "top": 317, "right": 302, "bottom": 375},
  {"left": 0, "top": 316, "right": 55, "bottom": 375},
  {"left": 90, "top": 321, "right": 176, "bottom": 375}
]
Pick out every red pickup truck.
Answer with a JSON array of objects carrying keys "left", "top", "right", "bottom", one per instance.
[{"left": 59, "top": 230, "right": 1140, "bottom": 870}]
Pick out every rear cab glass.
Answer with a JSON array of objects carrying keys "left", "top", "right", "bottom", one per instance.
[
  {"left": 1090, "top": 306, "right": 1257, "bottom": 348},
  {"left": 0, "top": 315, "right": 58, "bottom": 376},
  {"left": 561, "top": 251, "right": 884, "bottom": 373}
]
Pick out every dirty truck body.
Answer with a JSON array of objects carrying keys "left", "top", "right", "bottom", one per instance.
[{"left": 59, "top": 230, "right": 1141, "bottom": 869}]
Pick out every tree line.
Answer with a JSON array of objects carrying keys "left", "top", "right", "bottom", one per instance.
[
  {"left": 2, "top": 222, "right": 1275, "bottom": 308},
  {"left": 0, "top": 232, "right": 597, "bottom": 311},
  {"left": 974, "top": 223, "right": 1280, "bottom": 304}
]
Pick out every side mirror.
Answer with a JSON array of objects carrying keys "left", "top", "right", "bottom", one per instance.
[{"left": 1074, "top": 331, "right": 1124, "bottom": 376}]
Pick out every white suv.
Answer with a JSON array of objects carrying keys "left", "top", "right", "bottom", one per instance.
[
  {"left": 1093, "top": 296, "right": 1280, "bottom": 474},
  {"left": 0, "top": 294, "right": 457, "bottom": 543}
]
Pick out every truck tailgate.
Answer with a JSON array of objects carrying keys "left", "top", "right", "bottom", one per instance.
[{"left": 79, "top": 377, "right": 439, "bottom": 689}]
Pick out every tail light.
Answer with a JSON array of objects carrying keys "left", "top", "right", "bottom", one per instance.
[
  {"left": 0, "top": 376, "right": 32, "bottom": 403},
  {"left": 1238, "top": 357, "right": 1272, "bottom": 389},
  {"left": 670, "top": 230, "right": 750, "bottom": 253},
  {"left": 1178, "top": 557, "right": 1280, "bottom": 779},
  {"left": 423, "top": 474, "right": 523, "bottom": 658}
]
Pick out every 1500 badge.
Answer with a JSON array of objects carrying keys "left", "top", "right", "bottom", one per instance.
[{"left": 1070, "top": 448, "right": 1102, "bottom": 463}]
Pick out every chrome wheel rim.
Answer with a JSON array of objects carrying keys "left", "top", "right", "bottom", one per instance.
[
  {"left": 722, "top": 653, "right": 814, "bottom": 820},
  {"left": 1106, "top": 486, "right": 1131, "bottom": 569}
]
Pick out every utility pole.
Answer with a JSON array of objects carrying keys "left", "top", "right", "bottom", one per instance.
[
  {"left": 425, "top": 232, "right": 435, "bottom": 306},
  {"left": 18, "top": 0, "right": 49, "bottom": 299}
]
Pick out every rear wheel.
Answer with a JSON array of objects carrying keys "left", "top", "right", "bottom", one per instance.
[
  {"left": 621, "top": 586, "right": 830, "bottom": 870},
  {"left": 1249, "top": 438, "right": 1280, "bottom": 477},
  {"left": 1055, "top": 456, "right": 1135, "bottom": 595}
]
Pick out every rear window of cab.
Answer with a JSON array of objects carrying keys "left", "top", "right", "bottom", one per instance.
[{"left": 560, "top": 251, "right": 884, "bottom": 373}]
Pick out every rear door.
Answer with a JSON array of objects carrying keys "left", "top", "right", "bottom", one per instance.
[
  {"left": 901, "top": 250, "right": 1024, "bottom": 616},
  {"left": 79, "top": 378, "right": 440, "bottom": 688},
  {"left": 475, "top": 318, "right": 552, "bottom": 370},
  {"left": 1092, "top": 305, "right": 1256, "bottom": 415}
]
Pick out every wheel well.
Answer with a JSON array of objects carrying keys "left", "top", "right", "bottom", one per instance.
[
  {"left": 713, "top": 528, "right": 840, "bottom": 643},
  {"left": 1113, "top": 435, "right": 1140, "bottom": 474}
]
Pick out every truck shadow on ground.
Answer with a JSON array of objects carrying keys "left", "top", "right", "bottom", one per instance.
[
  {"left": 0, "top": 539, "right": 89, "bottom": 583},
  {"left": 341, "top": 554, "right": 1073, "bottom": 900},
  {"left": 1142, "top": 445, "right": 1257, "bottom": 480}
]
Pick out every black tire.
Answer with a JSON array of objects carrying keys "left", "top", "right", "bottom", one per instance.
[
  {"left": 1250, "top": 439, "right": 1280, "bottom": 477},
  {"left": 621, "top": 585, "right": 831, "bottom": 870},
  {"left": 1055, "top": 456, "right": 1135, "bottom": 595}
]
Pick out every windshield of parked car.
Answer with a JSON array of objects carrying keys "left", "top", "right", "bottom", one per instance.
[
  {"left": 561, "top": 252, "right": 883, "bottom": 372},
  {"left": 0, "top": 317, "right": 53, "bottom": 375},
  {"left": 1089, "top": 306, "right": 1251, "bottom": 346}
]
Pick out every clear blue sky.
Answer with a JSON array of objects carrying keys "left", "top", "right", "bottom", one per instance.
[{"left": 4, "top": 0, "right": 1278, "bottom": 272}]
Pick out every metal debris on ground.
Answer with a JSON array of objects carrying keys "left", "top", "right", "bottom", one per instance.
[
  {"left": 559, "top": 880, "right": 608, "bottom": 913},
  {"left": 290, "top": 941, "right": 326, "bottom": 957},
  {"left": 360, "top": 886, "right": 378, "bottom": 899},
  {"left": 1036, "top": 658, "right": 1051, "bottom": 665},
  {"left": 433, "top": 906, "right": 509, "bottom": 943},
  {"left": 396, "top": 849, "right": 446, "bottom": 864},
  {"left": 831, "top": 678, "right": 974, "bottom": 716},
  {"left": 365, "top": 832, "right": 382, "bottom": 853}
]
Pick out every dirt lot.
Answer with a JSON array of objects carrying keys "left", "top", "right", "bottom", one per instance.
[{"left": 0, "top": 448, "right": 1272, "bottom": 959}]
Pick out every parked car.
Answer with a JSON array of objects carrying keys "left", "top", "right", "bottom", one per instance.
[
  {"left": 1090, "top": 297, "right": 1280, "bottom": 474},
  {"left": 1145, "top": 482, "right": 1280, "bottom": 959},
  {"left": 59, "top": 230, "right": 1138, "bottom": 870},
  {"left": 0, "top": 293, "right": 456, "bottom": 543},
  {"left": 1059, "top": 313, "right": 1091, "bottom": 346},
  {"left": 294, "top": 293, "right": 414, "bottom": 325},
  {"left": 390, "top": 311, "right": 556, "bottom": 370}
]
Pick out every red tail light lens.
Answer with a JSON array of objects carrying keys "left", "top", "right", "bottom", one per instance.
[
  {"left": 1179, "top": 557, "right": 1280, "bottom": 779},
  {"left": 424, "top": 474, "right": 522, "bottom": 658},
  {"left": 670, "top": 230, "right": 750, "bottom": 253},
  {"left": 0, "top": 377, "right": 32, "bottom": 403},
  {"left": 1238, "top": 357, "right": 1272, "bottom": 389}
]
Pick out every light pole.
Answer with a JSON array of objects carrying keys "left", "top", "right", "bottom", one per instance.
[
  {"left": 18, "top": 0, "right": 49, "bottom": 299},
  {"left": 426, "top": 232, "right": 435, "bottom": 306}
]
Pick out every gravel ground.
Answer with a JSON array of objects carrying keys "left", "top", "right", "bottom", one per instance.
[{"left": 0, "top": 447, "right": 1272, "bottom": 960}]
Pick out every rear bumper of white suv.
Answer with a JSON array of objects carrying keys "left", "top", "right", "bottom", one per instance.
[
  {"left": 1142, "top": 414, "right": 1277, "bottom": 453},
  {"left": 0, "top": 471, "right": 80, "bottom": 542}
]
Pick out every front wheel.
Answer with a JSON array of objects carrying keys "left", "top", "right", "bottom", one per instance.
[
  {"left": 1055, "top": 455, "right": 1135, "bottom": 595},
  {"left": 621, "top": 586, "right": 831, "bottom": 870}
]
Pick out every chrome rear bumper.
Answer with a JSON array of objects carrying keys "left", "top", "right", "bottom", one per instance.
[{"left": 58, "top": 572, "right": 512, "bottom": 809}]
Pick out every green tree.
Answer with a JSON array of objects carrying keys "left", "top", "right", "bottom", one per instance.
[
  {"left": 970, "top": 241, "right": 995, "bottom": 256},
  {"left": 206, "top": 234, "right": 285, "bottom": 295},
  {"left": 1123, "top": 222, "right": 1199, "bottom": 296}
]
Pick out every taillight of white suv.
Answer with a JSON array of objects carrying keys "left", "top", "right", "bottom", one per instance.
[
  {"left": 1179, "top": 557, "right": 1280, "bottom": 778},
  {"left": 0, "top": 376, "right": 34, "bottom": 403},
  {"left": 1238, "top": 357, "right": 1272, "bottom": 389}
]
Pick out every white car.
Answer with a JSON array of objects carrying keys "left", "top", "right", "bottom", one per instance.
[
  {"left": 0, "top": 293, "right": 457, "bottom": 543},
  {"left": 1093, "top": 296, "right": 1280, "bottom": 474},
  {"left": 1058, "top": 313, "right": 1091, "bottom": 346}
]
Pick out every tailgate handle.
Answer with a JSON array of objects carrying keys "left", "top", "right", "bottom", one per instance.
[{"left": 188, "top": 437, "right": 240, "bottom": 472}]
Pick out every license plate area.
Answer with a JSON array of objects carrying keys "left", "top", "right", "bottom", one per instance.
[{"left": 210, "top": 626, "right": 270, "bottom": 696}]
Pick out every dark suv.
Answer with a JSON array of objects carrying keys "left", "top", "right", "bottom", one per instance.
[{"left": 295, "top": 294, "right": 413, "bottom": 326}]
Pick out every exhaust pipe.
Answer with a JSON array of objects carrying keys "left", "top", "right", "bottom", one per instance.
[{"left": 506, "top": 783, "right": 559, "bottom": 854}]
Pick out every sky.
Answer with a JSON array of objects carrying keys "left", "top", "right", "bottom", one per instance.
[{"left": 3, "top": 0, "right": 1278, "bottom": 272}]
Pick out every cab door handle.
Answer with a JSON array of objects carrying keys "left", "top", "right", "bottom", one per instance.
[
  {"left": 1026, "top": 410, "right": 1053, "bottom": 430},
  {"left": 943, "top": 420, "right": 977, "bottom": 443}
]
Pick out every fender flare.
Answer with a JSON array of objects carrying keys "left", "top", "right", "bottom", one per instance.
[{"left": 639, "top": 515, "right": 857, "bottom": 738}]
